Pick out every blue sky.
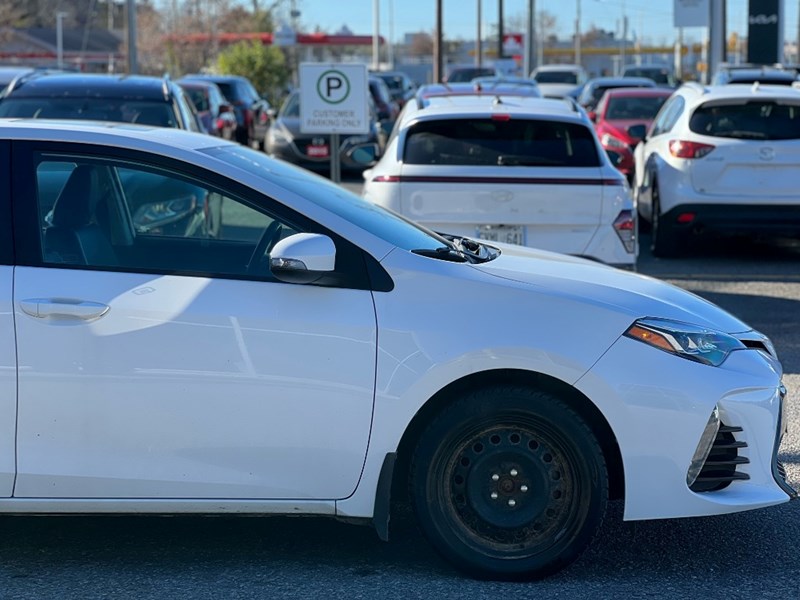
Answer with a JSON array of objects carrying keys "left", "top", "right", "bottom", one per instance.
[{"left": 274, "top": 0, "right": 798, "bottom": 46}]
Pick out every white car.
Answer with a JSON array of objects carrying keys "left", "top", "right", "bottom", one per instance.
[
  {"left": 634, "top": 83, "right": 800, "bottom": 257},
  {"left": 0, "top": 120, "right": 793, "bottom": 580},
  {"left": 530, "top": 64, "right": 588, "bottom": 99},
  {"left": 363, "top": 94, "right": 637, "bottom": 269}
]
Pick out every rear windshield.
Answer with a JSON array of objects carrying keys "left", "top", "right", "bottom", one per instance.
[
  {"left": 624, "top": 68, "right": 671, "bottom": 85},
  {"left": 534, "top": 72, "right": 578, "bottom": 84},
  {"left": 403, "top": 118, "right": 600, "bottom": 167},
  {"left": 606, "top": 95, "right": 669, "bottom": 120},
  {"left": 689, "top": 101, "right": 800, "bottom": 140},
  {"left": 0, "top": 98, "right": 177, "bottom": 127}
]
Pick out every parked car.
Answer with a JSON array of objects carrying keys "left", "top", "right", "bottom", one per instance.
[
  {"left": 577, "top": 77, "right": 657, "bottom": 112},
  {"left": 471, "top": 75, "right": 541, "bottom": 94},
  {"left": 178, "top": 78, "right": 237, "bottom": 140},
  {"left": 368, "top": 76, "right": 401, "bottom": 124},
  {"left": 180, "top": 74, "right": 272, "bottom": 148},
  {"left": 711, "top": 64, "right": 799, "bottom": 85},
  {"left": 0, "top": 72, "right": 222, "bottom": 240},
  {"left": 592, "top": 87, "right": 674, "bottom": 181},
  {"left": 444, "top": 66, "right": 497, "bottom": 83},
  {"left": 0, "top": 118, "right": 793, "bottom": 581},
  {"left": 622, "top": 64, "right": 679, "bottom": 87},
  {"left": 264, "top": 89, "right": 384, "bottom": 174},
  {"left": 371, "top": 70, "right": 417, "bottom": 108},
  {"left": 530, "top": 64, "right": 588, "bottom": 98},
  {"left": 633, "top": 82, "right": 800, "bottom": 256},
  {"left": 0, "top": 72, "right": 204, "bottom": 132},
  {"left": 363, "top": 94, "right": 637, "bottom": 268}
]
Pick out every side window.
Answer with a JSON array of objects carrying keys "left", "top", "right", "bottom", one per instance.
[
  {"left": 34, "top": 154, "right": 301, "bottom": 279},
  {"left": 650, "top": 96, "right": 685, "bottom": 137}
]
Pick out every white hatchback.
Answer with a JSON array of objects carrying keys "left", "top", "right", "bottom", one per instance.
[
  {"left": 0, "top": 120, "right": 793, "bottom": 581},
  {"left": 634, "top": 82, "right": 800, "bottom": 256},
  {"left": 363, "top": 95, "right": 637, "bottom": 268}
]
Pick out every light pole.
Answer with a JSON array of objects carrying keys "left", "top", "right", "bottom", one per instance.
[
  {"left": 575, "top": 0, "right": 581, "bottom": 66},
  {"left": 56, "top": 11, "right": 68, "bottom": 69},
  {"left": 476, "top": 0, "right": 482, "bottom": 68},
  {"left": 372, "top": 0, "right": 380, "bottom": 70}
]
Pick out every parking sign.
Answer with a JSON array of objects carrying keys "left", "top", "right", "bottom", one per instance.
[{"left": 299, "top": 63, "right": 370, "bottom": 134}]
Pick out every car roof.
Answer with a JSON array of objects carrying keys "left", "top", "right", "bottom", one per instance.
[
  {"left": 586, "top": 77, "right": 656, "bottom": 87},
  {"left": 1, "top": 73, "right": 173, "bottom": 100},
  {"left": 402, "top": 95, "right": 584, "bottom": 124},
  {"left": 726, "top": 69, "right": 796, "bottom": 81},
  {"left": 601, "top": 87, "right": 674, "bottom": 98},
  {"left": 181, "top": 74, "right": 246, "bottom": 84},
  {"left": 533, "top": 64, "right": 584, "bottom": 72},
  {"left": 679, "top": 82, "right": 800, "bottom": 104},
  {"left": 417, "top": 82, "right": 541, "bottom": 103},
  {"left": 0, "top": 118, "right": 226, "bottom": 149}
]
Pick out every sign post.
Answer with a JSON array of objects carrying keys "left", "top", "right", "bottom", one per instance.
[{"left": 299, "top": 64, "right": 370, "bottom": 183}]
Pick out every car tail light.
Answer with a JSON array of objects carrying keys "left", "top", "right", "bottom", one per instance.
[
  {"left": 676, "top": 212, "right": 696, "bottom": 224},
  {"left": 669, "top": 140, "right": 715, "bottom": 159},
  {"left": 613, "top": 209, "right": 636, "bottom": 253},
  {"left": 372, "top": 175, "right": 400, "bottom": 183},
  {"left": 491, "top": 114, "right": 511, "bottom": 121}
]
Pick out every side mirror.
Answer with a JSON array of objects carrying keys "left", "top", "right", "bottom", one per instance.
[
  {"left": 627, "top": 124, "right": 647, "bottom": 141},
  {"left": 347, "top": 143, "right": 380, "bottom": 166},
  {"left": 605, "top": 149, "right": 624, "bottom": 168},
  {"left": 270, "top": 233, "right": 336, "bottom": 284}
]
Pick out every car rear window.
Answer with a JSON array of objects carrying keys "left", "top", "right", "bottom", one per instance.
[
  {"left": 403, "top": 118, "right": 601, "bottom": 167},
  {"left": 606, "top": 95, "right": 669, "bottom": 119},
  {"left": 534, "top": 72, "right": 578, "bottom": 84},
  {"left": 689, "top": 101, "right": 800, "bottom": 140},
  {"left": 0, "top": 98, "right": 177, "bottom": 127}
]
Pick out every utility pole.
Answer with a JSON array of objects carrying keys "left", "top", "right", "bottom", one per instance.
[
  {"left": 372, "top": 0, "right": 380, "bottom": 70},
  {"left": 498, "top": 0, "right": 504, "bottom": 59},
  {"left": 575, "top": 0, "right": 581, "bottom": 66},
  {"left": 126, "top": 0, "right": 138, "bottom": 74},
  {"left": 476, "top": 0, "right": 482, "bottom": 68},
  {"left": 56, "top": 12, "right": 67, "bottom": 69},
  {"left": 434, "top": 0, "right": 443, "bottom": 82},
  {"left": 524, "top": 0, "right": 535, "bottom": 76}
]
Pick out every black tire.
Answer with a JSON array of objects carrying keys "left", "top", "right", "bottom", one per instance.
[
  {"left": 410, "top": 386, "right": 608, "bottom": 580},
  {"left": 650, "top": 182, "right": 680, "bottom": 258}
]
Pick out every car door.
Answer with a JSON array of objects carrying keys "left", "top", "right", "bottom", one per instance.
[
  {"left": 0, "top": 140, "right": 16, "bottom": 498},
  {"left": 11, "top": 141, "right": 377, "bottom": 500}
]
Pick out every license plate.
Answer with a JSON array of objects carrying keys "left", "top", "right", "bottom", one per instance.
[
  {"left": 307, "top": 144, "right": 329, "bottom": 158},
  {"left": 476, "top": 225, "right": 525, "bottom": 246}
]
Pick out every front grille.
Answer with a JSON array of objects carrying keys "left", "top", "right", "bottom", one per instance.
[{"left": 690, "top": 423, "right": 750, "bottom": 493}]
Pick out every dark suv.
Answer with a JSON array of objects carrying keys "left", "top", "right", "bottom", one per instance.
[
  {"left": 180, "top": 74, "right": 271, "bottom": 148},
  {"left": 0, "top": 72, "right": 204, "bottom": 132},
  {"left": 0, "top": 72, "right": 223, "bottom": 238}
]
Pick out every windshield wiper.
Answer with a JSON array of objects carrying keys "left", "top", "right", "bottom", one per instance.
[{"left": 411, "top": 245, "right": 472, "bottom": 263}]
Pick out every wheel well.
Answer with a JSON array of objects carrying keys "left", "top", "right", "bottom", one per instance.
[{"left": 392, "top": 369, "right": 625, "bottom": 502}]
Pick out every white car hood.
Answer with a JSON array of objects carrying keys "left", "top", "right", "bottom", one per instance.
[
  {"left": 472, "top": 244, "right": 751, "bottom": 334},
  {"left": 536, "top": 83, "right": 580, "bottom": 98}
]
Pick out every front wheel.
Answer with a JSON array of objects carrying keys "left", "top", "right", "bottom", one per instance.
[{"left": 410, "top": 387, "right": 608, "bottom": 580}]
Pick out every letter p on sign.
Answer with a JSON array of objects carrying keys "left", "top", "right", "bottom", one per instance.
[{"left": 317, "top": 70, "right": 350, "bottom": 105}]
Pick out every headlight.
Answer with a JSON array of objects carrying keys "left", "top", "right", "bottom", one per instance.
[
  {"left": 601, "top": 133, "right": 628, "bottom": 149},
  {"left": 624, "top": 318, "right": 745, "bottom": 367}
]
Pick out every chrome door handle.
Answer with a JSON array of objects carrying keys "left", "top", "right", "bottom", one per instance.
[{"left": 20, "top": 298, "right": 110, "bottom": 321}]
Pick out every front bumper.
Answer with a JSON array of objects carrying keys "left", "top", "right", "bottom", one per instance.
[{"left": 576, "top": 334, "right": 795, "bottom": 521}]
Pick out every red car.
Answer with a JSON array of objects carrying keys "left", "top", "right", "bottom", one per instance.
[{"left": 591, "top": 87, "right": 673, "bottom": 181}]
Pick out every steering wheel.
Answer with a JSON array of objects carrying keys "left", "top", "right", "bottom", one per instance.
[{"left": 246, "top": 221, "right": 283, "bottom": 274}]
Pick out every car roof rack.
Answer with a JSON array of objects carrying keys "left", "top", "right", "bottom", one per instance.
[{"left": 2, "top": 68, "right": 55, "bottom": 96}]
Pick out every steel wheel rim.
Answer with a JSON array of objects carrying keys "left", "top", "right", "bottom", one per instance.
[{"left": 441, "top": 420, "right": 583, "bottom": 557}]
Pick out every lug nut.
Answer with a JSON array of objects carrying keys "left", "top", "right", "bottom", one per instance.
[
  {"left": 520, "top": 485, "right": 528, "bottom": 493},
  {"left": 508, "top": 499, "right": 516, "bottom": 507},
  {"left": 491, "top": 474, "right": 500, "bottom": 481},
  {"left": 491, "top": 492, "right": 498, "bottom": 500},
  {"left": 510, "top": 469, "right": 518, "bottom": 477}
]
